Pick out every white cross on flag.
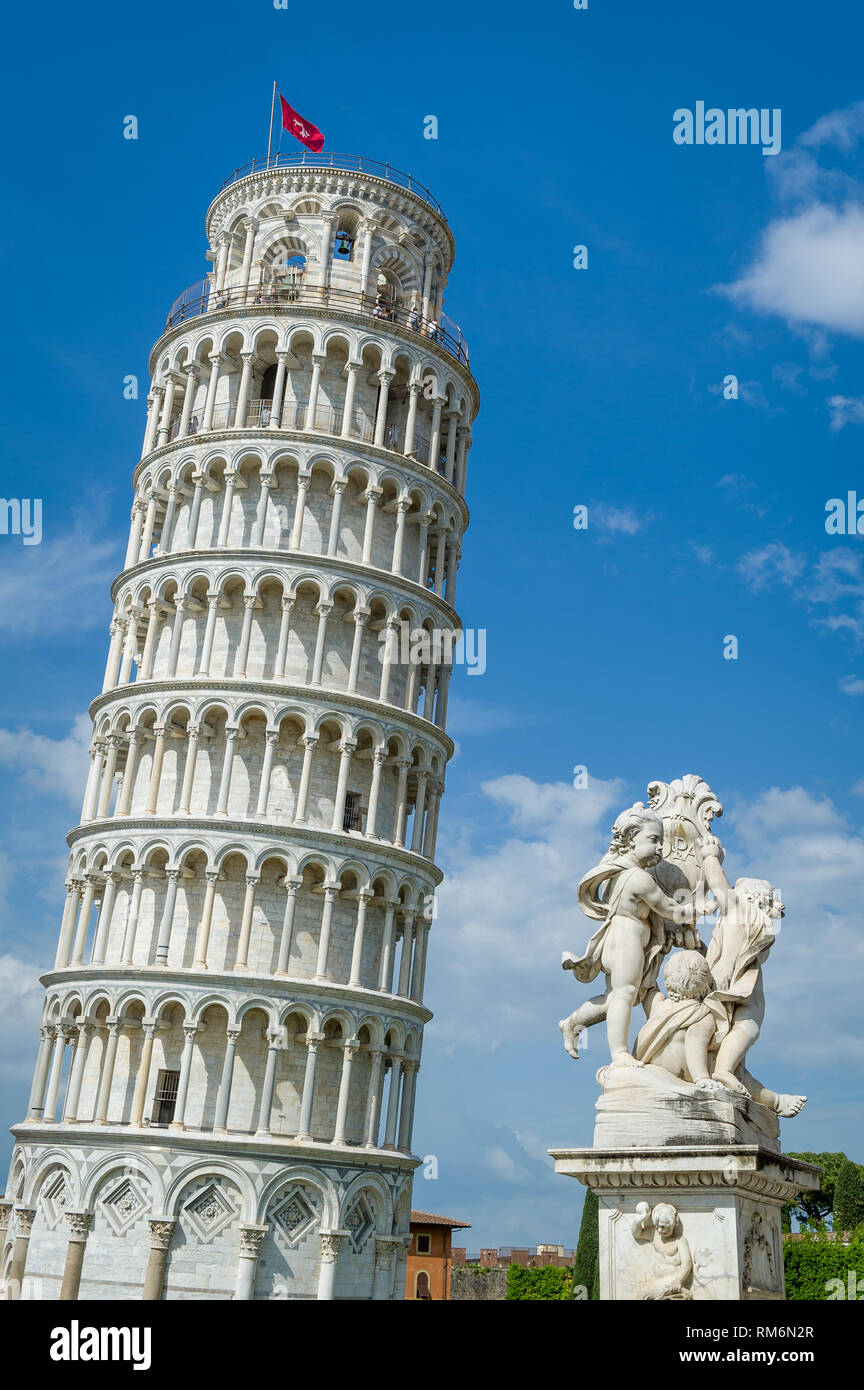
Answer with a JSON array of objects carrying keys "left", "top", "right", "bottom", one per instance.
[{"left": 279, "top": 95, "right": 325, "bottom": 152}]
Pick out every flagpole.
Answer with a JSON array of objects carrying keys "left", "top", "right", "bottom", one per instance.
[{"left": 266, "top": 80, "right": 277, "bottom": 168}]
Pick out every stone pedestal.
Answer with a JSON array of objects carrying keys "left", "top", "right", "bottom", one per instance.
[{"left": 550, "top": 1145, "right": 822, "bottom": 1301}]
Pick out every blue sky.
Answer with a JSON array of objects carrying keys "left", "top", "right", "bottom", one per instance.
[{"left": 0, "top": 0, "right": 863, "bottom": 1249}]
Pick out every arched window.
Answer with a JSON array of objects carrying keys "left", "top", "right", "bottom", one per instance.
[
  {"left": 333, "top": 227, "right": 355, "bottom": 260},
  {"left": 415, "top": 1270, "right": 432, "bottom": 1300},
  {"left": 260, "top": 363, "right": 278, "bottom": 400},
  {"left": 263, "top": 253, "right": 306, "bottom": 303}
]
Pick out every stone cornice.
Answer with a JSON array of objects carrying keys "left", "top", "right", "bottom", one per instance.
[
  {"left": 549, "top": 1146, "right": 823, "bottom": 1205},
  {"left": 131, "top": 425, "right": 472, "bottom": 526},
  {"left": 10, "top": 1121, "right": 421, "bottom": 1171},
  {"left": 37, "top": 963, "right": 434, "bottom": 1025},
  {"left": 88, "top": 674, "right": 455, "bottom": 762}
]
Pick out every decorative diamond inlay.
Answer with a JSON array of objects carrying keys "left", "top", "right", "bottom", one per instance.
[
  {"left": 344, "top": 1195, "right": 375, "bottom": 1252},
  {"left": 182, "top": 1183, "right": 237, "bottom": 1242},
  {"left": 271, "top": 1186, "right": 318, "bottom": 1248},
  {"left": 41, "top": 1172, "right": 71, "bottom": 1230},
  {"left": 101, "top": 1177, "right": 149, "bottom": 1236}
]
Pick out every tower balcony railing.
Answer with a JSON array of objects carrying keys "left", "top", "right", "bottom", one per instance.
[
  {"left": 217, "top": 151, "right": 447, "bottom": 219},
  {"left": 165, "top": 277, "right": 469, "bottom": 366},
  {"left": 167, "top": 398, "right": 437, "bottom": 469}
]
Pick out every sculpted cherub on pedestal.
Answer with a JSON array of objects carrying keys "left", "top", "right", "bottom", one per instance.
[
  {"left": 558, "top": 777, "right": 806, "bottom": 1117},
  {"left": 559, "top": 802, "right": 715, "bottom": 1068},
  {"left": 631, "top": 1202, "right": 694, "bottom": 1301}
]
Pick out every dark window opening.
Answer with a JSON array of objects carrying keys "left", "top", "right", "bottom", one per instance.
[{"left": 152, "top": 1069, "right": 180, "bottom": 1126}]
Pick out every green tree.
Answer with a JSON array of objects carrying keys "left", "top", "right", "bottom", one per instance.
[
  {"left": 833, "top": 1158, "right": 864, "bottom": 1236},
  {"left": 573, "top": 1187, "right": 599, "bottom": 1299},
  {"left": 783, "top": 1153, "right": 863, "bottom": 1229}
]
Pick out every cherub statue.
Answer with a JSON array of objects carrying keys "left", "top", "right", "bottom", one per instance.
[
  {"left": 632, "top": 949, "right": 725, "bottom": 1088},
  {"left": 559, "top": 804, "right": 717, "bottom": 1067},
  {"left": 700, "top": 838, "right": 806, "bottom": 1118},
  {"left": 631, "top": 1201, "right": 693, "bottom": 1300}
]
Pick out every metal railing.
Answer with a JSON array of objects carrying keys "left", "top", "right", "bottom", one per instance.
[
  {"left": 165, "top": 277, "right": 469, "bottom": 366},
  {"left": 218, "top": 152, "right": 447, "bottom": 218}
]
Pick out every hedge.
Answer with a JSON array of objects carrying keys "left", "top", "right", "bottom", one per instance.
[
  {"left": 505, "top": 1265, "right": 576, "bottom": 1300},
  {"left": 784, "top": 1233, "right": 864, "bottom": 1300}
]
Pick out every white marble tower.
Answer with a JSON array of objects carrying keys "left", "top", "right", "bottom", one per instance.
[{"left": 2, "top": 153, "right": 478, "bottom": 1301}]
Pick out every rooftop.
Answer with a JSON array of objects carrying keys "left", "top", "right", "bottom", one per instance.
[{"left": 410, "top": 1210, "right": 471, "bottom": 1229}]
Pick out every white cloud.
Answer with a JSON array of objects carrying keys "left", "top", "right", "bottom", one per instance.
[
  {"left": 0, "top": 952, "right": 45, "bottom": 1082},
  {"left": 590, "top": 504, "right": 649, "bottom": 536},
  {"left": 0, "top": 519, "right": 116, "bottom": 637},
  {"left": 431, "top": 774, "right": 624, "bottom": 1047},
  {"left": 485, "top": 1146, "right": 527, "bottom": 1184},
  {"left": 839, "top": 674, "right": 864, "bottom": 697},
  {"left": 0, "top": 714, "right": 90, "bottom": 807},
  {"left": 716, "top": 473, "right": 756, "bottom": 496},
  {"left": 722, "top": 205, "right": 864, "bottom": 338},
  {"left": 736, "top": 543, "right": 805, "bottom": 592},
  {"left": 827, "top": 395, "right": 864, "bottom": 431}
]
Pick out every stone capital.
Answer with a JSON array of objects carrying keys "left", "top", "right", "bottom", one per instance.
[
  {"left": 374, "top": 1236, "right": 400, "bottom": 1268},
  {"left": 239, "top": 1224, "right": 269, "bottom": 1258},
  {"left": 148, "top": 1218, "right": 176, "bottom": 1251},
  {"left": 320, "top": 1230, "right": 348, "bottom": 1262},
  {"left": 65, "top": 1209, "right": 93, "bottom": 1242},
  {"left": 15, "top": 1206, "right": 37, "bottom": 1238}
]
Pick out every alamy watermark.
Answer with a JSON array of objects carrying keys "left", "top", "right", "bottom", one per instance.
[
  {"left": 673, "top": 103, "right": 781, "bottom": 157},
  {"left": 825, "top": 492, "right": 864, "bottom": 535},
  {"left": 0, "top": 498, "right": 42, "bottom": 545},
  {"left": 378, "top": 621, "right": 486, "bottom": 676}
]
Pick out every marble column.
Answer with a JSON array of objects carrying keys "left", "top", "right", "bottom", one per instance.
[
  {"left": 193, "top": 871, "right": 219, "bottom": 968},
  {"left": 59, "top": 1210, "right": 93, "bottom": 1301},
  {"left": 62, "top": 1020, "right": 93, "bottom": 1123},
  {"left": 348, "top": 890, "right": 372, "bottom": 988},
  {"left": 296, "top": 1034, "right": 322, "bottom": 1141},
  {"left": 213, "top": 1027, "right": 240, "bottom": 1131},
  {"left": 275, "top": 878, "right": 301, "bottom": 975},
  {"left": 93, "top": 1016, "right": 122, "bottom": 1122},
  {"left": 313, "top": 886, "right": 337, "bottom": 981},
  {"left": 255, "top": 1030, "right": 283, "bottom": 1136},
  {"left": 365, "top": 750, "right": 386, "bottom": 839},
  {"left": 234, "top": 876, "right": 259, "bottom": 970},
  {"left": 131, "top": 1021, "right": 157, "bottom": 1126},
  {"left": 316, "top": 1231, "right": 347, "bottom": 1301},
  {"left": 377, "top": 902, "right": 397, "bottom": 992},
  {"left": 364, "top": 1047, "right": 386, "bottom": 1148},
  {"left": 142, "top": 1219, "right": 176, "bottom": 1301},
  {"left": 274, "top": 596, "right": 295, "bottom": 678},
  {"left": 332, "top": 1040, "right": 359, "bottom": 1146},
  {"left": 234, "top": 1225, "right": 268, "bottom": 1301},
  {"left": 170, "top": 1023, "right": 199, "bottom": 1131},
  {"left": 26, "top": 1025, "right": 56, "bottom": 1120},
  {"left": 6, "top": 1207, "right": 37, "bottom": 1301}
]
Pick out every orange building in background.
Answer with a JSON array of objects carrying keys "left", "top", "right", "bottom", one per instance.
[{"left": 405, "top": 1211, "right": 471, "bottom": 1300}]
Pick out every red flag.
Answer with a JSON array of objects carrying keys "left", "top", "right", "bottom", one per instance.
[{"left": 280, "top": 95, "right": 325, "bottom": 153}]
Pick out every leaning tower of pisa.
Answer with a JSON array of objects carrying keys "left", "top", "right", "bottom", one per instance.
[{"left": 2, "top": 153, "right": 478, "bottom": 1301}]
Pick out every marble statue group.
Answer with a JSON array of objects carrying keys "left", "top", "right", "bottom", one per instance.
[{"left": 559, "top": 775, "right": 806, "bottom": 1120}]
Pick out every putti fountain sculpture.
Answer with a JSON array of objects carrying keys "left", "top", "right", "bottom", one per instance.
[{"left": 550, "top": 775, "right": 821, "bottom": 1301}]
